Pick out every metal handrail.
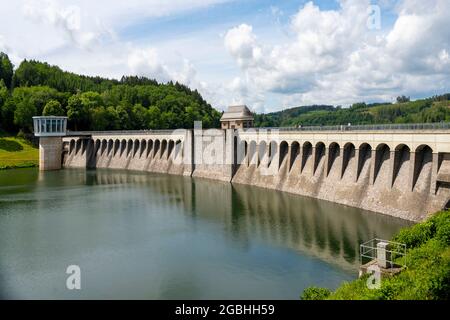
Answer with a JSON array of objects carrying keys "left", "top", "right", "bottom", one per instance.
[
  {"left": 66, "top": 122, "right": 450, "bottom": 135},
  {"left": 248, "top": 122, "right": 450, "bottom": 132},
  {"left": 67, "top": 129, "right": 182, "bottom": 135},
  {"left": 360, "top": 238, "right": 407, "bottom": 269}
]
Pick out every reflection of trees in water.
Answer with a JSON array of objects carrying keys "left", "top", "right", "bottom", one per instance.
[{"left": 57, "top": 169, "right": 410, "bottom": 271}]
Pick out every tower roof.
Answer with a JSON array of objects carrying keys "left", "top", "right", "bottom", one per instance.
[{"left": 220, "top": 105, "right": 254, "bottom": 121}]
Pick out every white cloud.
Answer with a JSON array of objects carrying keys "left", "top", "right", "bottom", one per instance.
[
  {"left": 22, "top": 0, "right": 114, "bottom": 50},
  {"left": 0, "top": 0, "right": 231, "bottom": 62},
  {"left": 224, "top": 24, "right": 263, "bottom": 69},
  {"left": 224, "top": 0, "right": 450, "bottom": 107},
  {"left": 0, "top": 35, "right": 9, "bottom": 53},
  {"left": 127, "top": 47, "right": 171, "bottom": 82},
  {"left": 172, "top": 59, "right": 198, "bottom": 87}
]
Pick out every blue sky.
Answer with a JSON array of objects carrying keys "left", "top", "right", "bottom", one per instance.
[
  {"left": 0, "top": 0, "right": 449, "bottom": 112},
  {"left": 119, "top": 0, "right": 341, "bottom": 38}
]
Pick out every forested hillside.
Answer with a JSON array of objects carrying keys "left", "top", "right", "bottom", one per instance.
[
  {"left": 255, "top": 96, "right": 450, "bottom": 127},
  {"left": 0, "top": 52, "right": 221, "bottom": 133}
]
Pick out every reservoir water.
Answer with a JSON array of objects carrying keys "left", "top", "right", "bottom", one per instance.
[{"left": 0, "top": 168, "right": 411, "bottom": 299}]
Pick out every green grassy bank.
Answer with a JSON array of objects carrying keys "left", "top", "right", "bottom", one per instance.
[
  {"left": 0, "top": 135, "right": 39, "bottom": 169},
  {"left": 301, "top": 210, "right": 450, "bottom": 300}
]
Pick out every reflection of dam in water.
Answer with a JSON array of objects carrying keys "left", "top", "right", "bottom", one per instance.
[{"left": 58, "top": 169, "right": 410, "bottom": 272}]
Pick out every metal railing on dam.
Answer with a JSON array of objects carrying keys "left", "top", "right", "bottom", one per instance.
[
  {"left": 66, "top": 122, "right": 450, "bottom": 136},
  {"left": 66, "top": 129, "right": 177, "bottom": 136},
  {"left": 247, "top": 122, "right": 450, "bottom": 132}
]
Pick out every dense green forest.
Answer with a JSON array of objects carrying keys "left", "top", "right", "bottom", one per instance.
[
  {"left": 0, "top": 52, "right": 221, "bottom": 133},
  {"left": 255, "top": 95, "right": 450, "bottom": 127}
]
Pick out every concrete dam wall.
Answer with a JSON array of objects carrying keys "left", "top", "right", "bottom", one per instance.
[
  {"left": 63, "top": 130, "right": 193, "bottom": 177},
  {"left": 62, "top": 128, "right": 450, "bottom": 221}
]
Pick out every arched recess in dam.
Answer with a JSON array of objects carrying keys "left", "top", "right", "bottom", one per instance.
[
  {"left": 69, "top": 140, "right": 75, "bottom": 154},
  {"left": 279, "top": 141, "right": 289, "bottom": 170},
  {"left": 301, "top": 141, "right": 313, "bottom": 174},
  {"left": 168, "top": 140, "right": 174, "bottom": 160},
  {"left": 153, "top": 140, "right": 160, "bottom": 158},
  {"left": 113, "top": 139, "right": 120, "bottom": 156},
  {"left": 327, "top": 142, "right": 340, "bottom": 177},
  {"left": 160, "top": 140, "right": 167, "bottom": 159},
  {"left": 107, "top": 139, "right": 113, "bottom": 156},
  {"left": 139, "top": 139, "right": 147, "bottom": 158},
  {"left": 374, "top": 143, "right": 391, "bottom": 185},
  {"left": 242, "top": 139, "right": 248, "bottom": 165},
  {"left": 174, "top": 139, "right": 183, "bottom": 161},
  {"left": 82, "top": 139, "right": 88, "bottom": 155},
  {"left": 147, "top": 140, "right": 154, "bottom": 158},
  {"left": 258, "top": 141, "right": 266, "bottom": 168},
  {"left": 94, "top": 139, "right": 100, "bottom": 155},
  {"left": 413, "top": 144, "right": 433, "bottom": 191},
  {"left": 314, "top": 142, "right": 326, "bottom": 175},
  {"left": 393, "top": 144, "right": 411, "bottom": 188},
  {"left": 357, "top": 143, "right": 372, "bottom": 182},
  {"left": 133, "top": 139, "right": 140, "bottom": 157},
  {"left": 289, "top": 141, "right": 300, "bottom": 172},
  {"left": 75, "top": 139, "right": 82, "bottom": 155},
  {"left": 101, "top": 139, "right": 107, "bottom": 156},
  {"left": 126, "top": 139, "right": 132, "bottom": 157},
  {"left": 342, "top": 142, "right": 356, "bottom": 180},
  {"left": 120, "top": 139, "right": 126, "bottom": 157}
]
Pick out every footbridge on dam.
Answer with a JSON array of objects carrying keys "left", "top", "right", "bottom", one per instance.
[{"left": 34, "top": 118, "right": 450, "bottom": 221}]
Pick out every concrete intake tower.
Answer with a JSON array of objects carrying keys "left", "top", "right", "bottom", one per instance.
[{"left": 33, "top": 116, "right": 68, "bottom": 171}]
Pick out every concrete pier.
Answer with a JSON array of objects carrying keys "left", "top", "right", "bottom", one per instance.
[{"left": 39, "top": 137, "right": 63, "bottom": 170}]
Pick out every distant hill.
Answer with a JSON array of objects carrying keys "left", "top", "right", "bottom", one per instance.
[
  {"left": 254, "top": 95, "right": 450, "bottom": 127},
  {"left": 255, "top": 105, "right": 334, "bottom": 127}
]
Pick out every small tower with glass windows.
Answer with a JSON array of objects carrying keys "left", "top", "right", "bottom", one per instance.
[{"left": 33, "top": 116, "right": 68, "bottom": 170}]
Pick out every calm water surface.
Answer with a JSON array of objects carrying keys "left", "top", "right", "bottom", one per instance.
[{"left": 0, "top": 168, "right": 411, "bottom": 299}]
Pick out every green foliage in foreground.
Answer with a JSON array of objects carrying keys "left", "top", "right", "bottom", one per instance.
[
  {"left": 301, "top": 210, "right": 450, "bottom": 300},
  {"left": 301, "top": 287, "right": 332, "bottom": 300}
]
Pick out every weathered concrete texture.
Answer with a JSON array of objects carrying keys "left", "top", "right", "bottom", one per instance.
[
  {"left": 191, "top": 129, "right": 234, "bottom": 182},
  {"left": 39, "top": 137, "right": 63, "bottom": 170},
  {"left": 63, "top": 131, "right": 192, "bottom": 177}
]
